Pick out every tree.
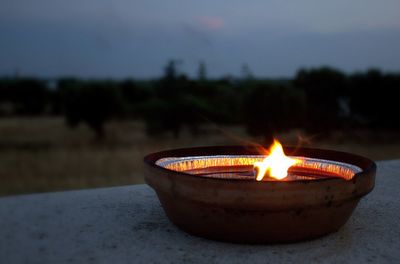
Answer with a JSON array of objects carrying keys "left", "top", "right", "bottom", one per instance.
[
  {"left": 349, "top": 69, "right": 400, "bottom": 129},
  {"left": 294, "top": 67, "right": 347, "bottom": 132},
  {"left": 59, "top": 80, "right": 123, "bottom": 139},
  {"left": 198, "top": 61, "right": 207, "bottom": 81},
  {"left": 243, "top": 82, "right": 306, "bottom": 137},
  {"left": 0, "top": 78, "right": 50, "bottom": 116},
  {"left": 241, "top": 63, "right": 253, "bottom": 80},
  {"left": 119, "top": 79, "right": 152, "bottom": 118},
  {"left": 163, "top": 60, "right": 182, "bottom": 82}
]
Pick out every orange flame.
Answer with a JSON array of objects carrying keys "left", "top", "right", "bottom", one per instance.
[{"left": 254, "top": 140, "right": 301, "bottom": 181}]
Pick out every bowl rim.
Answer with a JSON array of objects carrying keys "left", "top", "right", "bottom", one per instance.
[{"left": 144, "top": 145, "right": 376, "bottom": 184}]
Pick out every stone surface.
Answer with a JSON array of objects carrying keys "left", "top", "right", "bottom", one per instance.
[{"left": 1, "top": 160, "right": 400, "bottom": 264}]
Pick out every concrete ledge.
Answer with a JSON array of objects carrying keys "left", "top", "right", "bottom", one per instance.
[{"left": 1, "top": 160, "right": 400, "bottom": 264}]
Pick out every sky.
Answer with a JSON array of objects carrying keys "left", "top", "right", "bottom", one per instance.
[{"left": 1, "top": 0, "right": 400, "bottom": 78}]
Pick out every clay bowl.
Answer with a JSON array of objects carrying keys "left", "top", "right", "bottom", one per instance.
[{"left": 144, "top": 146, "right": 376, "bottom": 244}]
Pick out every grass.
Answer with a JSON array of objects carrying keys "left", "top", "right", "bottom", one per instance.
[{"left": 0, "top": 117, "right": 399, "bottom": 196}]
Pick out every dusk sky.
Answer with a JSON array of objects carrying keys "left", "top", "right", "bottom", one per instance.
[{"left": 1, "top": 0, "right": 400, "bottom": 78}]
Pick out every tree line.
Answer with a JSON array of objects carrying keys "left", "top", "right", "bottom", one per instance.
[{"left": 1, "top": 63, "right": 399, "bottom": 139}]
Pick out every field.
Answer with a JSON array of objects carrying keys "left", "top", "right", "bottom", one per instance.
[{"left": 0, "top": 117, "right": 399, "bottom": 196}]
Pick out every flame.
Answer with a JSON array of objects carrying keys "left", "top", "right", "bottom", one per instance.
[{"left": 254, "top": 140, "right": 301, "bottom": 181}]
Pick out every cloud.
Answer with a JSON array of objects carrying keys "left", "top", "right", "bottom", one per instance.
[{"left": 198, "top": 16, "right": 224, "bottom": 31}]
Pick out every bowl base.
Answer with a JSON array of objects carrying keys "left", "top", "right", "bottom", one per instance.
[{"left": 158, "top": 191, "right": 359, "bottom": 244}]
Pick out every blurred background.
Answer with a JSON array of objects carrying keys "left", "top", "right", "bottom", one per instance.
[{"left": 1, "top": 0, "right": 399, "bottom": 196}]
